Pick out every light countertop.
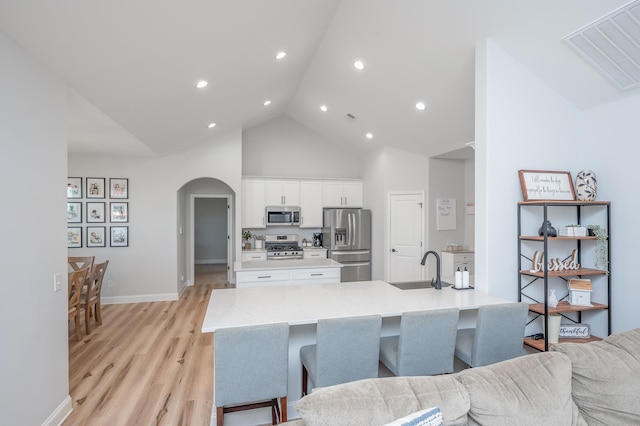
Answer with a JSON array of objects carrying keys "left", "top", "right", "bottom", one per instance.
[
  {"left": 234, "top": 257, "right": 342, "bottom": 272},
  {"left": 202, "top": 280, "right": 508, "bottom": 332}
]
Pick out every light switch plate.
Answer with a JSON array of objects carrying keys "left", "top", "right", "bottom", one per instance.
[{"left": 53, "top": 273, "right": 62, "bottom": 292}]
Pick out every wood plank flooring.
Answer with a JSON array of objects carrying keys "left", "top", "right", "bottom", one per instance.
[{"left": 65, "top": 264, "right": 231, "bottom": 426}]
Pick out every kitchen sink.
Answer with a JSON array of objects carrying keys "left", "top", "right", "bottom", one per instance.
[{"left": 389, "top": 280, "right": 453, "bottom": 290}]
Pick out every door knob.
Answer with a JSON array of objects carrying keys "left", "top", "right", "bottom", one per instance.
[{"left": 391, "top": 248, "right": 397, "bottom": 252}]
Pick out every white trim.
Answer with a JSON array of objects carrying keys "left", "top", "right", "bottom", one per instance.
[
  {"left": 42, "top": 395, "right": 72, "bottom": 426},
  {"left": 102, "top": 293, "right": 179, "bottom": 305},
  {"left": 189, "top": 194, "right": 233, "bottom": 286}
]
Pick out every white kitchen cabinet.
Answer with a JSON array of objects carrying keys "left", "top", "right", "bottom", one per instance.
[
  {"left": 242, "top": 179, "right": 266, "bottom": 228},
  {"left": 322, "top": 180, "right": 363, "bottom": 207},
  {"left": 241, "top": 250, "right": 267, "bottom": 261},
  {"left": 303, "top": 248, "right": 327, "bottom": 259},
  {"left": 441, "top": 251, "right": 474, "bottom": 277},
  {"left": 299, "top": 181, "right": 323, "bottom": 228},
  {"left": 236, "top": 270, "right": 291, "bottom": 287},
  {"left": 291, "top": 268, "right": 340, "bottom": 284},
  {"left": 235, "top": 258, "right": 342, "bottom": 288},
  {"left": 266, "top": 180, "right": 300, "bottom": 206}
]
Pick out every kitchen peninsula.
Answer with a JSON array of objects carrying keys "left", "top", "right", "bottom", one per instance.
[{"left": 202, "top": 280, "right": 510, "bottom": 425}]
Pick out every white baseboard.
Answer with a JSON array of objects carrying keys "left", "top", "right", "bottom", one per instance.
[
  {"left": 195, "top": 259, "right": 227, "bottom": 265},
  {"left": 102, "top": 293, "right": 179, "bottom": 305},
  {"left": 42, "top": 395, "right": 72, "bottom": 426}
]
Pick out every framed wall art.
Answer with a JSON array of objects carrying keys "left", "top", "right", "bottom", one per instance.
[
  {"left": 110, "top": 202, "right": 128, "bottom": 222},
  {"left": 67, "top": 177, "right": 82, "bottom": 199},
  {"left": 67, "top": 202, "right": 82, "bottom": 223},
  {"left": 110, "top": 178, "right": 128, "bottom": 199},
  {"left": 110, "top": 226, "right": 128, "bottom": 247},
  {"left": 86, "top": 177, "right": 106, "bottom": 198},
  {"left": 67, "top": 227, "right": 82, "bottom": 248},
  {"left": 86, "top": 202, "right": 106, "bottom": 223},
  {"left": 87, "top": 226, "right": 106, "bottom": 247},
  {"left": 518, "top": 170, "right": 576, "bottom": 201}
]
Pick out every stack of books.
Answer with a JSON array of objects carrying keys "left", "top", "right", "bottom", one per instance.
[{"left": 559, "top": 226, "right": 587, "bottom": 237}]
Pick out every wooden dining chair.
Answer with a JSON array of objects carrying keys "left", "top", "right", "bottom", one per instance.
[
  {"left": 68, "top": 266, "right": 90, "bottom": 340},
  {"left": 68, "top": 256, "right": 95, "bottom": 273},
  {"left": 81, "top": 260, "right": 109, "bottom": 334}
]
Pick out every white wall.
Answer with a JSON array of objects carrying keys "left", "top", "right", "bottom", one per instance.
[
  {"left": 243, "top": 115, "right": 362, "bottom": 178},
  {"left": 68, "top": 128, "right": 242, "bottom": 303},
  {"left": 363, "top": 147, "right": 430, "bottom": 280},
  {"left": 0, "top": 32, "right": 71, "bottom": 425},
  {"left": 478, "top": 39, "right": 640, "bottom": 333}
]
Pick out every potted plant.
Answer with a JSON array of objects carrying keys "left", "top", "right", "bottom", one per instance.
[
  {"left": 587, "top": 225, "right": 608, "bottom": 271},
  {"left": 242, "top": 230, "right": 252, "bottom": 249}
]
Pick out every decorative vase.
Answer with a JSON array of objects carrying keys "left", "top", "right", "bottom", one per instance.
[
  {"left": 538, "top": 220, "right": 557, "bottom": 237},
  {"left": 548, "top": 289, "right": 558, "bottom": 308},
  {"left": 575, "top": 170, "right": 597, "bottom": 201}
]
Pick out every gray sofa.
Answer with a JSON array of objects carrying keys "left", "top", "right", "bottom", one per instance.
[{"left": 283, "top": 327, "right": 640, "bottom": 426}]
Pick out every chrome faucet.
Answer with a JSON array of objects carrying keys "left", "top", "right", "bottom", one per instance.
[{"left": 420, "top": 250, "right": 442, "bottom": 290}]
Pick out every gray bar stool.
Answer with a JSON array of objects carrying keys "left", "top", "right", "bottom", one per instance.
[
  {"left": 300, "top": 315, "right": 382, "bottom": 396},
  {"left": 455, "top": 302, "right": 529, "bottom": 367},
  {"left": 380, "top": 308, "right": 460, "bottom": 376},
  {"left": 214, "top": 323, "right": 289, "bottom": 425}
]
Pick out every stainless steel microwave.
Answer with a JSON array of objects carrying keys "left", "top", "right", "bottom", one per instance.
[{"left": 266, "top": 206, "right": 301, "bottom": 226}]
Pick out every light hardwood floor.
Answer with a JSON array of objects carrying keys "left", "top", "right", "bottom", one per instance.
[{"left": 65, "top": 264, "right": 231, "bottom": 425}]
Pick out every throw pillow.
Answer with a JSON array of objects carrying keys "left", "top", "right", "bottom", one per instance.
[{"left": 383, "top": 406, "right": 443, "bottom": 426}]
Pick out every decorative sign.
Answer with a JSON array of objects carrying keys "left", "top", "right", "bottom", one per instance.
[
  {"left": 559, "top": 323, "right": 590, "bottom": 339},
  {"left": 519, "top": 170, "right": 576, "bottom": 201},
  {"left": 531, "top": 249, "right": 580, "bottom": 272},
  {"left": 436, "top": 198, "right": 456, "bottom": 230}
]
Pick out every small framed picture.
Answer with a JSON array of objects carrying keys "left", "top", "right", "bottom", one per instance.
[
  {"left": 67, "top": 202, "right": 82, "bottom": 223},
  {"left": 67, "top": 227, "right": 82, "bottom": 248},
  {"left": 110, "top": 226, "right": 129, "bottom": 247},
  {"left": 67, "top": 177, "right": 82, "bottom": 199},
  {"left": 86, "top": 177, "right": 106, "bottom": 198},
  {"left": 87, "top": 226, "right": 106, "bottom": 247},
  {"left": 518, "top": 170, "right": 576, "bottom": 201},
  {"left": 110, "top": 202, "right": 128, "bottom": 222},
  {"left": 86, "top": 202, "right": 106, "bottom": 223},
  {"left": 110, "top": 178, "right": 128, "bottom": 199}
]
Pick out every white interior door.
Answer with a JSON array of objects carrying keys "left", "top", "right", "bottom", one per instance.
[{"left": 388, "top": 192, "right": 424, "bottom": 282}]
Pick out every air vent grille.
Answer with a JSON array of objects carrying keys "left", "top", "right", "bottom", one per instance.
[
  {"left": 344, "top": 113, "right": 357, "bottom": 121},
  {"left": 563, "top": 0, "right": 640, "bottom": 91}
]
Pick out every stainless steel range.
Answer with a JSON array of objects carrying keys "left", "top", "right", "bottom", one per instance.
[{"left": 265, "top": 234, "right": 303, "bottom": 260}]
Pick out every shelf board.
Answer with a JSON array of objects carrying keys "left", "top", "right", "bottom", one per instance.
[
  {"left": 528, "top": 301, "right": 608, "bottom": 314},
  {"left": 520, "top": 268, "right": 607, "bottom": 278},
  {"left": 524, "top": 335, "right": 602, "bottom": 351},
  {"left": 519, "top": 235, "right": 598, "bottom": 241},
  {"left": 518, "top": 200, "right": 610, "bottom": 206}
]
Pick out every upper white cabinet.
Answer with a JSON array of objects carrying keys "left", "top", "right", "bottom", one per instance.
[
  {"left": 299, "top": 181, "right": 323, "bottom": 228},
  {"left": 266, "top": 180, "right": 300, "bottom": 206},
  {"left": 322, "top": 181, "right": 363, "bottom": 207},
  {"left": 242, "top": 179, "right": 266, "bottom": 228}
]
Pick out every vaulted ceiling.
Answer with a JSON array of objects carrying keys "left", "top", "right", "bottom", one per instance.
[{"left": 0, "top": 0, "right": 632, "bottom": 158}]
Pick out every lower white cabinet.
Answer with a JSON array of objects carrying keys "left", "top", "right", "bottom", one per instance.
[
  {"left": 241, "top": 251, "right": 267, "bottom": 261},
  {"left": 441, "top": 251, "right": 474, "bottom": 276},
  {"left": 236, "top": 265, "right": 341, "bottom": 288},
  {"left": 303, "top": 248, "right": 327, "bottom": 259}
]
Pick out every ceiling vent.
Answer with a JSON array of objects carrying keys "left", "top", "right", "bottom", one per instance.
[
  {"left": 344, "top": 113, "right": 357, "bottom": 121},
  {"left": 563, "top": 0, "right": 640, "bottom": 91}
]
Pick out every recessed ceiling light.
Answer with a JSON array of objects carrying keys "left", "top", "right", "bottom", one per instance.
[
  {"left": 365, "top": 132, "right": 374, "bottom": 139},
  {"left": 320, "top": 105, "right": 328, "bottom": 112},
  {"left": 207, "top": 122, "right": 216, "bottom": 129},
  {"left": 354, "top": 60, "right": 365, "bottom": 71},
  {"left": 275, "top": 51, "right": 287, "bottom": 60},
  {"left": 196, "top": 80, "right": 208, "bottom": 89},
  {"left": 416, "top": 102, "right": 426, "bottom": 111},
  {"left": 263, "top": 100, "right": 272, "bottom": 106}
]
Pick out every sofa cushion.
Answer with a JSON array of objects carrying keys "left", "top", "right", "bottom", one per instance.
[
  {"left": 551, "top": 328, "right": 640, "bottom": 425},
  {"left": 456, "top": 351, "right": 586, "bottom": 426},
  {"left": 295, "top": 375, "right": 469, "bottom": 426}
]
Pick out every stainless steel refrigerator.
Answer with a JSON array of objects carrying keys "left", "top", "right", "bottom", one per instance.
[{"left": 322, "top": 208, "right": 371, "bottom": 282}]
